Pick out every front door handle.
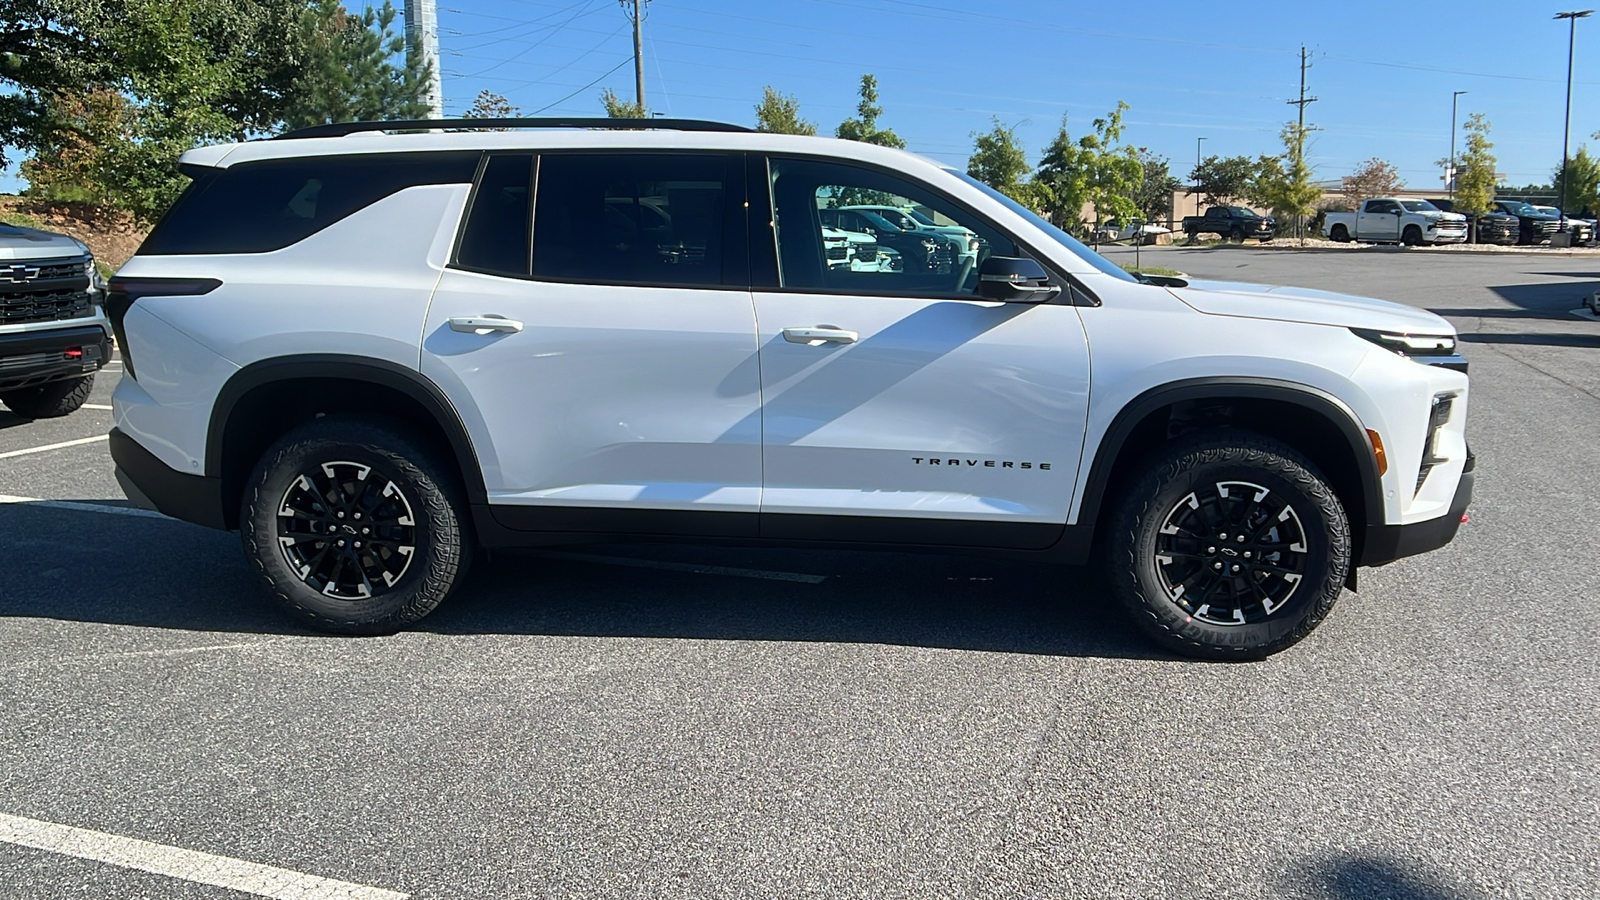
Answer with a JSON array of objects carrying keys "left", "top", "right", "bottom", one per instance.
[
  {"left": 783, "top": 325, "right": 858, "bottom": 345},
  {"left": 449, "top": 315, "right": 524, "bottom": 335}
]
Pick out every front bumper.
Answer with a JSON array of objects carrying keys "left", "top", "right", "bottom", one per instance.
[
  {"left": 1360, "top": 451, "right": 1474, "bottom": 566},
  {"left": 110, "top": 427, "right": 228, "bottom": 529},
  {"left": 0, "top": 324, "right": 111, "bottom": 391}
]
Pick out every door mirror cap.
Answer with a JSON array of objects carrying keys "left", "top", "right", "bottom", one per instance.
[{"left": 977, "top": 256, "right": 1060, "bottom": 303}]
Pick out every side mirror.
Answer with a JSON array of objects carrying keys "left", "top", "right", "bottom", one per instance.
[
  {"left": 977, "top": 256, "right": 1060, "bottom": 303},
  {"left": 1392, "top": 209, "right": 1403, "bottom": 216}
]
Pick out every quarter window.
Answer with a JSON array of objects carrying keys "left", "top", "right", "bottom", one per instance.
[
  {"left": 531, "top": 154, "right": 734, "bottom": 288},
  {"left": 140, "top": 152, "right": 481, "bottom": 255},
  {"left": 767, "top": 158, "right": 1017, "bottom": 297}
]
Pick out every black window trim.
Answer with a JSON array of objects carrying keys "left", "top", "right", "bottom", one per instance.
[
  {"left": 447, "top": 148, "right": 750, "bottom": 292},
  {"left": 449, "top": 151, "right": 536, "bottom": 279},
  {"left": 750, "top": 152, "right": 1098, "bottom": 307}
]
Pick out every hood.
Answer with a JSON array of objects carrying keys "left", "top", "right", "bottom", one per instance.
[
  {"left": 0, "top": 222, "right": 91, "bottom": 261},
  {"left": 1169, "top": 279, "right": 1454, "bottom": 333}
]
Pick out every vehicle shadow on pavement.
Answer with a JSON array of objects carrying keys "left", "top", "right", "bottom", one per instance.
[
  {"left": 0, "top": 504, "right": 1171, "bottom": 661},
  {"left": 1459, "top": 332, "right": 1600, "bottom": 348},
  {"left": 1307, "top": 856, "right": 1479, "bottom": 900}
]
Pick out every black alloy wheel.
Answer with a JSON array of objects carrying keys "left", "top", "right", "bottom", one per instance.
[
  {"left": 1108, "top": 431, "right": 1350, "bottom": 660},
  {"left": 1152, "top": 480, "right": 1308, "bottom": 627},
  {"left": 275, "top": 460, "right": 418, "bottom": 600},
  {"left": 241, "top": 417, "right": 472, "bottom": 633}
]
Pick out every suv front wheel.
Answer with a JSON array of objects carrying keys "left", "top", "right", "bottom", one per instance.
[
  {"left": 240, "top": 417, "right": 472, "bottom": 633},
  {"left": 1108, "top": 432, "right": 1351, "bottom": 660}
]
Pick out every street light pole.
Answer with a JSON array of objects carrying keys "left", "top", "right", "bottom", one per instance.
[
  {"left": 1195, "top": 136, "right": 1207, "bottom": 217},
  {"left": 1555, "top": 11, "right": 1592, "bottom": 214},
  {"left": 1449, "top": 90, "right": 1467, "bottom": 200}
]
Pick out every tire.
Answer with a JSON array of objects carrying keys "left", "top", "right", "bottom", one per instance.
[
  {"left": 1107, "top": 431, "right": 1351, "bottom": 660},
  {"left": 1229, "top": 226, "right": 1245, "bottom": 242},
  {"left": 1402, "top": 225, "right": 1423, "bottom": 246},
  {"left": 240, "top": 416, "right": 473, "bottom": 634},
  {"left": 1330, "top": 224, "right": 1350, "bottom": 242},
  {"left": 0, "top": 374, "right": 94, "bottom": 419}
]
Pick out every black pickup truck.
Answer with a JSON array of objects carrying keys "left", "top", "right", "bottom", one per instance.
[{"left": 1181, "top": 206, "right": 1275, "bottom": 242}]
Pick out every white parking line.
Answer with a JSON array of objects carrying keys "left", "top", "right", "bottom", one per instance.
[
  {"left": 0, "top": 811, "right": 408, "bottom": 900},
  {"left": 83, "top": 403, "right": 114, "bottom": 410},
  {"left": 0, "top": 434, "right": 108, "bottom": 460},
  {"left": 535, "top": 549, "right": 828, "bottom": 583},
  {"left": 0, "top": 494, "right": 167, "bottom": 520}
]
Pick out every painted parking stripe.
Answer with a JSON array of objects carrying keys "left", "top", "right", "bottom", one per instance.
[
  {"left": 83, "top": 403, "right": 114, "bottom": 410},
  {"left": 0, "top": 434, "right": 108, "bottom": 460},
  {"left": 0, "top": 494, "right": 168, "bottom": 520},
  {"left": 0, "top": 811, "right": 408, "bottom": 900},
  {"left": 535, "top": 549, "right": 828, "bottom": 583}
]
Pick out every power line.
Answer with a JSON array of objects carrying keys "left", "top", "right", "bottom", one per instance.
[{"left": 528, "top": 55, "right": 636, "bottom": 114}]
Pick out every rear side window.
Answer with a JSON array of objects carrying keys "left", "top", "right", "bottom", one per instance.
[
  {"left": 531, "top": 153, "right": 738, "bottom": 288},
  {"left": 140, "top": 152, "right": 480, "bottom": 255},
  {"left": 454, "top": 154, "right": 534, "bottom": 276}
]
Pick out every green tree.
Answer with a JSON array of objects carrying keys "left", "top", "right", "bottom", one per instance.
[
  {"left": 463, "top": 90, "right": 520, "bottom": 119},
  {"left": 966, "top": 118, "right": 1030, "bottom": 203},
  {"left": 1030, "top": 104, "right": 1142, "bottom": 234},
  {"left": 754, "top": 86, "right": 815, "bottom": 135},
  {"left": 278, "top": 0, "right": 430, "bottom": 130},
  {"left": 835, "top": 74, "right": 904, "bottom": 148},
  {"left": 1189, "top": 155, "right": 1258, "bottom": 208},
  {"left": 1251, "top": 123, "right": 1321, "bottom": 241},
  {"left": 1554, "top": 146, "right": 1599, "bottom": 213},
  {"left": 1455, "top": 113, "right": 1498, "bottom": 231},
  {"left": 1133, "top": 150, "right": 1180, "bottom": 222},
  {"left": 1342, "top": 157, "right": 1403, "bottom": 207},
  {"left": 600, "top": 86, "right": 646, "bottom": 118}
]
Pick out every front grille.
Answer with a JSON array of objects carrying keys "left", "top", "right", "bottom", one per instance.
[
  {"left": 0, "top": 351, "right": 58, "bottom": 374},
  {"left": 855, "top": 241, "right": 878, "bottom": 263},
  {"left": 0, "top": 288, "right": 94, "bottom": 324},
  {"left": 825, "top": 245, "right": 849, "bottom": 261}
]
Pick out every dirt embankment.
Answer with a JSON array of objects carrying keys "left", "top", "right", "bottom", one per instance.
[{"left": 0, "top": 196, "right": 149, "bottom": 269}]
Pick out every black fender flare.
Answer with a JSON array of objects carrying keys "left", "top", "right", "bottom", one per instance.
[
  {"left": 1072, "top": 377, "right": 1384, "bottom": 533},
  {"left": 206, "top": 355, "right": 487, "bottom": 505}
]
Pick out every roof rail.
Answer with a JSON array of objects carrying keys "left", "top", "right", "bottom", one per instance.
[{"left": 273, "top": 117, "right": 755, "bottom": 140}]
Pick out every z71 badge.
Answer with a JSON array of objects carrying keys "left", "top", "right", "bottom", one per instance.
[{"left": 911, "top": 456, "right": 1052, "bottom": 470}]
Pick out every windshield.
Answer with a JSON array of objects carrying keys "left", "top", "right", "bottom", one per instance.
[
  {"left": 853, "top": 209, "right": 902, "bottom": 232},
  {"left": 1228, "top": 207, "right": 1255, "bottom": 216},
  {"left": 1500, "top": 201, "right": 1536, "bottom": 216},
  {"left": 949, "top": 170, "right": 1137, "bottom": 283},
  {"left": 904, "top": 208, "right": 938, "bottom": 226},
  {"left": 1401, "top": 200, "right": 1439, "bottom": 212}
]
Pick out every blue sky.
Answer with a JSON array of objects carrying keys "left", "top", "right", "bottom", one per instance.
[{"left": 435, "top": 0, "right": 1600, "bottom": 190}]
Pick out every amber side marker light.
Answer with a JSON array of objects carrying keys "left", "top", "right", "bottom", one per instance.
[{"left": 1366, "top": 429, "right": 1388, "bottom": 476}]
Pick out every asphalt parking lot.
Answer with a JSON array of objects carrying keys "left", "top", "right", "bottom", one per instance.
[{"left": 1, "top": 247, "right": 1597, "bottom": 899}]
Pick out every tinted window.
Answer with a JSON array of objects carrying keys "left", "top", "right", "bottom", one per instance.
[
  {"left": 141, "top": 152, "right": 480, "bottom": 255},
  {"left": 455, "top": 154, "right": 533, "bottom": 276},
  {"left": 769, "top": 158, "right": 1016, "bottom": 297},
  {"left": 532, "top": 154, "right": 732, "bottom": 288}
]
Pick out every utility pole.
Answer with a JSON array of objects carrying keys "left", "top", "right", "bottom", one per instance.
[
  {"left": 1285, "top": 46, "right": 1318, "bottom": 241},
  {"left": 1555, "top": 10, "right": 1592, "bottom": 215},
  {"left": 404, "top": 0, "right": 444, "bottom": 118},
  {"left": 1449, "top": 90, "right": 1467, "bottom": 200},
  {"left": 1195, "top": 136, "right": 1206, "bottom": 219},
  {"left": 623, "top": 0, "right": 648, "bottom": 113}
]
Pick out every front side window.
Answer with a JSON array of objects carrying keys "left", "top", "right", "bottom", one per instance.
[
  {"left": 532, "top": 154, "right": 733, "bottom": 288},
  {"left": 769, "top": 158, "right": 1014, "bottom": 297}
]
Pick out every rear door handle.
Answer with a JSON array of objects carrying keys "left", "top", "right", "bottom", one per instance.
[
  {"left": 783, "top": 325, "right": 858, "bottom": 345},
  {"left": 448, "top": 315, "right": 523, "bottom": 335}
]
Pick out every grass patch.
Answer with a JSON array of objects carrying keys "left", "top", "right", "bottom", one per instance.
[
  {"left": 1121, "top": 265, "right": 1185, "bottom": 277},
  {"left": 0, "top": 208, "right": 51, "bottom": 232}
]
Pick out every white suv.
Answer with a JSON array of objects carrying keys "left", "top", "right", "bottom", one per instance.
[{"left": 108, "top": 118, "right": 1473, "bottom": 659}]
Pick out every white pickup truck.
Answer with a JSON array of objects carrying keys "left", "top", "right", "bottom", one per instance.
[{"left": 1324, "top": 198, "right": 1468, "bottom": 246}]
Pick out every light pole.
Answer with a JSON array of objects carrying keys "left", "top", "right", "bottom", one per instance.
[
  {"left": 1555, "top": 10, "right": 1592, "bottom": 214},
  {"left": 1449, "top": 90, "right": 1467, "bottom": 200},
  {"left": 1195, "top": 136, "right": 1207, "bottom": 217}
]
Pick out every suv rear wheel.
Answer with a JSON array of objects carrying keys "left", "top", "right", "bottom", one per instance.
[
  {"left": 1107, "top": 432, "right": 1351, "bottom": 660},
  {"left": 0, "top": 374, "right": 94, "bottom": 419},
  {"left": 240, "top": 417, "right": 472, "bottom": 633}
]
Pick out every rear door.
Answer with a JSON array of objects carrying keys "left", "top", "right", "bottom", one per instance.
[
  {"left": 750, "top": 156, "right": 1090, "bottom": 548},
  {"left": 421, "top": 152, "right": 762, "bottom": 535}
]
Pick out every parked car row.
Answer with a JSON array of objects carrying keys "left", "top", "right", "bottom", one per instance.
[{"left": 1323, "top": 196, "right": 1598, "bottom": 247}]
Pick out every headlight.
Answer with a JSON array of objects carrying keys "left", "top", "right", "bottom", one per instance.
[{"left": 1351, "top": 328, "right": 1465, "bottom": 372}]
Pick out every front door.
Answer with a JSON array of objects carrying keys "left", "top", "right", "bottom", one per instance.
[
  {"left": 752, "top": 157, "right": 1091, "bottom": 548},
  {"left": 422, "top": 152, "right": 762, "bottom": 535},
  {"left": 1358, "top": 199, "right": 1401, "bottom": 241}
]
